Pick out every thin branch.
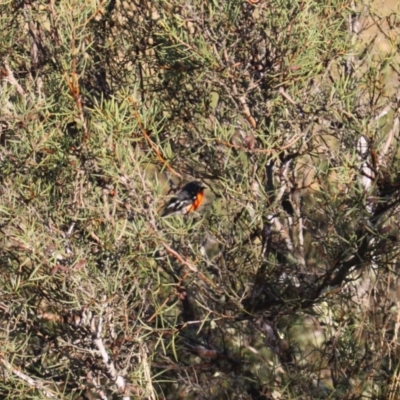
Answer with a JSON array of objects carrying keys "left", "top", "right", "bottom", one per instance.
[
  {"left": 0, "top": 357, "right": 56, "bottom": 398},
  {"left": 90, "top": 313, "right": 131, "bottom": 400},
  {"left": 379, "top": 117, "right": 399, "bottom": 166},
  {"left": 161, "top": 241, "right": 216, "bottom": 288},
  {"left": 129, "top": 98, "right": 182, "bottom": 178},
  {"left": 2, "top": 62, "right": 26, "bottom": 96}
]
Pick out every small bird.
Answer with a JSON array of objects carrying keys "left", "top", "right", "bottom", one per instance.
[{"left": 161, "top": 181, "right": 206, "bottom": 217}]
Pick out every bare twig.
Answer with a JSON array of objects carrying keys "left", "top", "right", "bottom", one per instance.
[
  {"left": 223, "top": 49, "right": 257, "bottom": 129},
  {"left": 0, "top": 357, "right": 56, "bottom": 398},
  {"left": 2, "top": 62, "right": 26, "bottom": 96},
  {"left": 238, "top": 95, "right": 257, "bottom": 128},
  {"left": 379, "top": 117, "right": 399, "bottom": 167},
  {"left": 278, "top": 87, "right": 296, "bottom": 106},
  {"left": 90, "top": 312, "right": 131, "bottom": 400},
  {"left": 161, "top": 241, "right": 216, "bottom": 288}
]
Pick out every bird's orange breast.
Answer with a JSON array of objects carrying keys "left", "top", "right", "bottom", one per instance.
[{"left": 187, "top": 190, "right": 204, "bottom": 213}]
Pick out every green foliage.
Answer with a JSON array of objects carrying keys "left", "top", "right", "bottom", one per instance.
[{"left": 1, "top": 0, "right": 400, "bottom": 399}]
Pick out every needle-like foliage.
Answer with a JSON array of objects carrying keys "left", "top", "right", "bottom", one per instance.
[{"left": 1, "top": 0, "right": 400, "bottom": 399}]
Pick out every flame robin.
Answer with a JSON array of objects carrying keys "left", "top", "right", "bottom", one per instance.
[{"left": 161, "top": 181, "right": 206, "bottom": 217}]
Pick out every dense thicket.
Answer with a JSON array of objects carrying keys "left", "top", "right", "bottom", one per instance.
[{"left": 1, "top": 1, "right": 400, "bottom": 399}]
